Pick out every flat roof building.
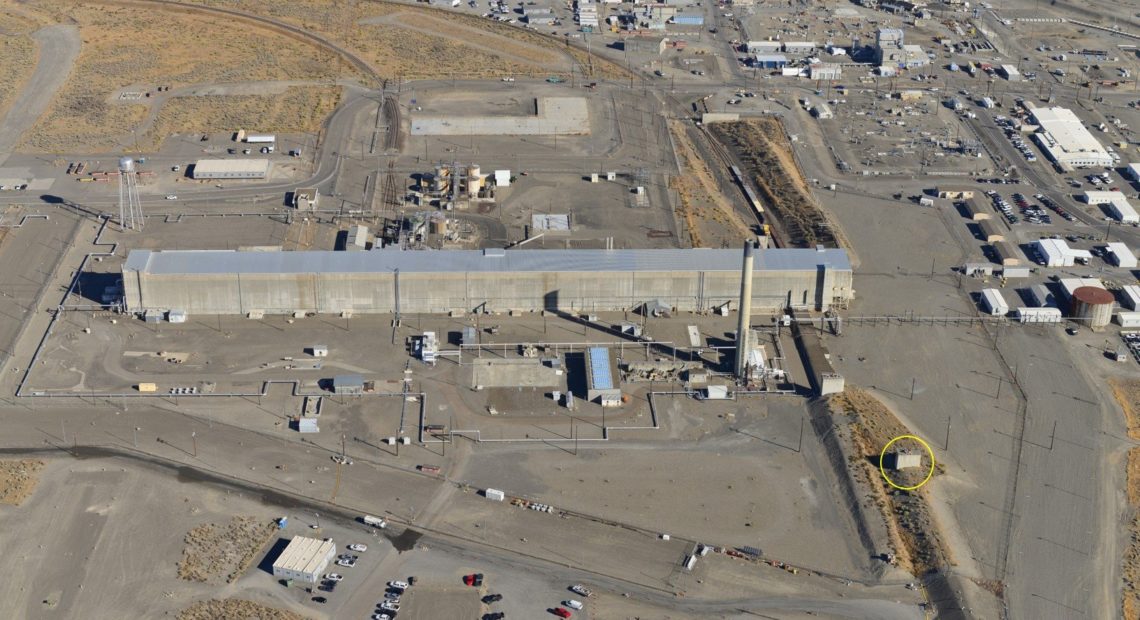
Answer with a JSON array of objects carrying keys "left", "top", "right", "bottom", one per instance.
[
  {"left": 586, "top": 346, "right": 622, "bottom": 404},
  {"left": 1030, "top": 107, "right": 1113, "bottom": 170},
  {"left": 293, "top": 187, "right": 319, "bottom": 210},
  {"left": 809, "top": 63, "right": 842, "bottom": 81},
  {"left": 1084, "top": 191, "right": 1140, "bottom": 224},
  {"left": 121, "top": 247, "right": 854, "bottom": 316},
  {"left": 1106, "top": 242, "right": 1138, "bottom": 268},
  {"left": 192, "top": 159, "right": 271, "bottom": 179},
  {"left": 1034, "top": 238, "right": 1092, "bottom": 267},
  {"left": 272, "top": 536, "right": 336, "bottom": 584},
  {"left": 333, "top": 374, "right": 364, "bottom": 395}
]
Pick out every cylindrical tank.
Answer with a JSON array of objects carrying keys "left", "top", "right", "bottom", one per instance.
[
  {"left": 467, "top": 164, "right": 481, "bottom": 196},
  {"left": 428, "top": 213, "right": 446, "bottom": 235},
  {"left": 1071, "top": 286, "right": 1113, "bottom": 331}
]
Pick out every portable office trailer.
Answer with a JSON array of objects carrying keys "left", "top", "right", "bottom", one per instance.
[
  {"left": 1016, "top": 307, "right": 1062, "bottom": 323},
  {"left": 1106, "top": 242, "right": 1138, "bottom": 268},
  {"left": 1120, "top": 285, "right": 1140, "bottom": 310},
  {"left": 980, "top": 289, "right": 1009, "bottom": 316}
]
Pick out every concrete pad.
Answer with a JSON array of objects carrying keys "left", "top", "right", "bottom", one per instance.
[{"left": 411, "top": 97, "right": 589, "bottom": 136}]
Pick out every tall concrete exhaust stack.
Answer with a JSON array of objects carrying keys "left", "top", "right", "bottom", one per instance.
[{"left": 735, "top": 241, "right": 756, "bottom": 381}]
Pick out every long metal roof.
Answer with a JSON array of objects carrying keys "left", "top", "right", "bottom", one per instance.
[{"left": 123, "top": 248, "right": 851, "bottom": 275}]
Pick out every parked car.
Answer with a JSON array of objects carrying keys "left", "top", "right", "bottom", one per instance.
[
  {"left": 388, "top": 580, "right": 409, "bottom": 590},
  {"left": 553, "top": 608, "right": 572, "bottom": 618},
  {"left": 483, "top": 614, "right": 506, "bottom": 620},
  {"left": 165, "top": 195, "right": 177, "bottom": 200},
  {"left": 565, "top": 599, "right": 584, "bottom": 610},
  {"left": 570, "top": 585, "right": 593, "bottom": 597},
  {"left": 348, "top": 543, "right": 368, "bottom": 552},
  {"left": 324, "top": 573, "right": 343, "bottom": 582},
  {"left": 312, "top": 596, "right": 327, "bottom": 604},
  {"left": 482, "top": 593, "right": 504, "bottom": 604},
  {"left": 463, "top": 573, "right": 484, "bottom": 586},
  {"left": 336, "top": 559, "right": 356, "bottom": 567}
]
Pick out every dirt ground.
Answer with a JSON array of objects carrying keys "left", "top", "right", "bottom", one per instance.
[
  {"left": 668, "top": 120, "right": 753, "bottom": 248},
  {"left": 1110, "top": 379, "right": 1140, "bottom": 618},
  {"left": 15, "top": 1, "right": 356, "bottom": 152},
  {"left": 144, "top": 87, "right": 342, "bottom": 149},
  {"left": 710, "top": 119, "right": 849, "bottom": 249},
  {"left": 178, "top": 516, "right": 278, "bottom": 584},
  {"left": 186, "top": 0, "right": 629, "bottom": 79},
  {"left": 829, "top": 388, "right": 950, "bottom": 577},
  {"left": 0, "top": 459, "right": 44, "bottom": 505},
  {"left": 177, "top": 598, "right": 306, "bottom": 620}
]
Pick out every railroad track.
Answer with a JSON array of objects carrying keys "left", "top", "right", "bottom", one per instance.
[
  {"left": 383, "top": 95, "right": 401, "bottom": 152},
  {"left": 696, "top": 124, "right": 788, "bottom": 248}
]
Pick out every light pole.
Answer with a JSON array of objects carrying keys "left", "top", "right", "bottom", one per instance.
[{"left": 192, "top": 432, "right": 197, "bottom": 457}]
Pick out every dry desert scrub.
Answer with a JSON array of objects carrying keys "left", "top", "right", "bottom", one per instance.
[
  {"left": 0, "top": 459, "right": 45, "bottom": 505},
  {"left": 177, "top": 516, "right": 277, "bottom": 584},
  {"left": 178, "top": 599, "right": 305, "bottom": 620},
  {"left": 19, "top": 2, "right": 354, "bottom": 151},
  {"left": 144, "top": 87, "right": 342, "bottom": 149}
]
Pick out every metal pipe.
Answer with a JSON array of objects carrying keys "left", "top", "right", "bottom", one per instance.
[{"left": 735, "top": 241, "right": 756, "bottom": 380}]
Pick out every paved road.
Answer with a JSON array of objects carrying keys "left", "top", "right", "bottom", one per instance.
[{"left": 0, "top": 25, "right": 80, "bottom": 164}]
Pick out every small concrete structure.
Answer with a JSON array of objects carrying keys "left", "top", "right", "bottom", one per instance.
[
  {"left": 885, "top": 452, "right": 923, "bottom": 470},
  {"left": 293, "top": 187, "right": 319, "bottom": 210}
]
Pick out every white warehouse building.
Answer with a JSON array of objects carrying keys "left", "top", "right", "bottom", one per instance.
[
  {"left": 192, "top": 159, "right": 271, "bottom": 179},
  {"left": 1084, "top": 191, "right": 1140, "bottom": 224},
  {"left": 1030, "top": 107, "right": 1113, "bottom": 170},
  {"left": 1034, "top": 238, "right": 1092, "bottom": 267},
  {"left": 272, "top": 536, "right": 336, "bottom": 584}
]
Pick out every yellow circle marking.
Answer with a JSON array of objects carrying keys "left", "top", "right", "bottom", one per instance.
[{"left": 879, "top": 434, "right": 936, "bottom": 491}]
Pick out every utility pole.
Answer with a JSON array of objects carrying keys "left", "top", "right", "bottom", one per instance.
[{"left": 192, "top": 432, "right": 197, "bottom": 457}]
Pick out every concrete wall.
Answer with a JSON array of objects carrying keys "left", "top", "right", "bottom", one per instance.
[{"left": 127, "top": 268, "right": 853, "bottom": 315}]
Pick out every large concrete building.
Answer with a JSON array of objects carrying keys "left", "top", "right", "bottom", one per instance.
[
  {"left": 121, "top": 247, "right": 854, "bottom": 316},
  {"left": 1030, "top": 107, "right": 1113, "bottom": 170}
]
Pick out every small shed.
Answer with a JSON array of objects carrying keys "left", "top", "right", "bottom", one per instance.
[
  {"left": 885, "top": 452, "right": 923, "bottom": 470},
  {"left": 333, "top": 374, "right": 365, "bottom": 395},
  {"left": 310, "top": 345, "right": 328, "bottom": 357}
]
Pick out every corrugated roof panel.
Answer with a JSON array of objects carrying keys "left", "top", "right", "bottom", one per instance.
[{"left": 588, "top": 347, "right": 614, "bottom": 390}]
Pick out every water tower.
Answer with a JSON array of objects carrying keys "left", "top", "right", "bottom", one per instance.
[{"left": 118, "top": 156, "right": 143, "bottom": 231}]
